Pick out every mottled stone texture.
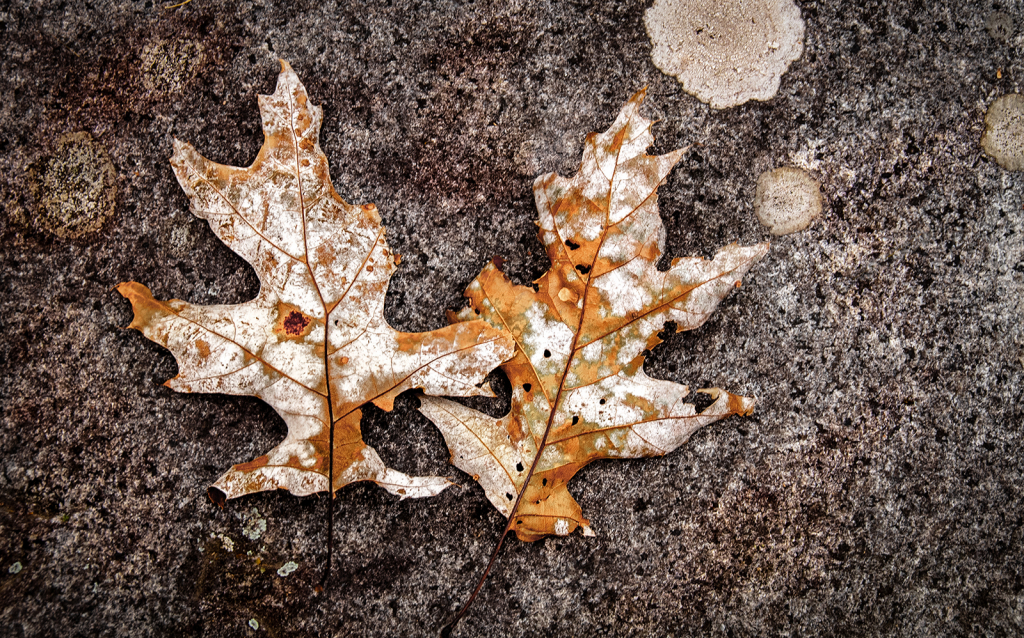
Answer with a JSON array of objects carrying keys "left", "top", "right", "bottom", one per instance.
[{"left": 0, "top": 1, "right": 1022, "bottom": 637}]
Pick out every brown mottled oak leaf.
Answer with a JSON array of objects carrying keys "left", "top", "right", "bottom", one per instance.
[
  {"left": 117, "top": 61, "right": 514, "bottom": 504},
  {"left": 419, "top": 91, "right": 769, "bottom": 542}
]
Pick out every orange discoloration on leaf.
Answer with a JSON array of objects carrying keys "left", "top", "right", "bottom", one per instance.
[
  {"left": 117, "top": 61, "right": 514, "bottom": 505},
  {"left": 421, "top": 90, "right": 768, "bottom": 542},
  {"left": 232, "top": 455, "right": 270, "bottom": 473},
  {"left": 195, "top": 339, "right": 211, "bottom": 358}
]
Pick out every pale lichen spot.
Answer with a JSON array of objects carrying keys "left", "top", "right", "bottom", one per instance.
[
  {"left": 277, "top": 561, "right": 299, "bottom": 577},
  {"left": 981, "top": 94, "right": 1024, "bottom": 171},
  {"left": 242, "top": 508, "right": 268, "bottom": 540},
  {"left": 754, "top": 167, "right": 822, "bottom": 235},
  {"left": 644, "top": 0, "right": 805, "bottom": 109},
  {"left": 216, "top": 533, "right": 235, "bottom": 551}
]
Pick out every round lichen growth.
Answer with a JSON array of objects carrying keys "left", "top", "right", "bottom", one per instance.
[
  {"left": 981, "top": 94, "right": 1024, "bottom": 172},
  {"left": 29, "top": 132, "right": 117, "bottom": 239},
  {"left": 644, "top": 0, "right": 805, "bottom": 109},
  {"left": 985, "top": 12, "right": 1015, "bottom": 43},
  {"left": 141, "top": 38, "right": 205, "bottom": 94},
  {"left": 754, "top": 167, "right": 822, "bottom": 236}
]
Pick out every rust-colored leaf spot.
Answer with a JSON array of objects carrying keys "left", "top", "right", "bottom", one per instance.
[
  {"left": 195, "top": 339, "right": 211, "bottom": 358},
  {"left": 283, "top": 310, "right": 310, "bottom": 336}
]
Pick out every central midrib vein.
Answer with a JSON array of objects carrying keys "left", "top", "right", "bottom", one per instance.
[{"left": 445, "top": 127, "right": 630, "bottom": 631}]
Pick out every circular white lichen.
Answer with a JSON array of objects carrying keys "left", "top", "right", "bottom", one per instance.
[
  {"left": 277, "top": 561, "right": 299, "bottom": 577},
  {"left": 216, "top": 534, "right": 234, "bottom": 552},
  {"left": 248, "top": 619, "right": 259, "bottom": 630},
  {"left": 9, "top": 561, "right": 22, "bottom": 574},
  {"left": 981, "top": 93, "right": 1024, "bottom": 172},
  {"left": 754, "top": 167, "right": 822, "bottom": 236},
  {"left": 644, "top": 0, "right": 805, "bottom": 109}
]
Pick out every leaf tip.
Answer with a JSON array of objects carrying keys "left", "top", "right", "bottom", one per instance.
[{"left": 629, "top": 86, "right": 649, "bottom": 105}]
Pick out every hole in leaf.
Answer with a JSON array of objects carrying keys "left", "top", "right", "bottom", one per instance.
[
  {"left": 572, "top": 415, "right": 579, "bottom": 425},
  {"left": 566, "top": 240, "right": 580, "bottom": 250},
  {"left": 475, "top": 308, "right": 481, "bottom": 315},
  {"left": 506, "top": 493, "right": 513, "bottom": 501},
  {"left": 575, "top": 264, "right": 591, "bottom": 274},
  {"left": 691, "top": 392, "right": 716, "bottom": 412},
  {"left": 599, "top": 398, "right": 606, "bottom": 405},
  {"left": 516, "top": 462, "right": 524, "bottom": 472},
  {"left": 523, "top": 383, "right": 532, "bottom": 392},
  {"left": 543, "top": 349, "right": 551, "bottom": 358},
  {"left": 542, "top": 478, "right": 547, "bottom": 486}
]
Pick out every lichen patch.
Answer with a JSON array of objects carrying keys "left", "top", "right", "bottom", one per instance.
[
  {"left": 644, "top": 0, "right": 805, "bottom": 109},
  {"left": 140, "top": 38, "right": 206, "bottom": 95},
  {"left": 28, "top": 132, "right": 117, "bottom": 239},
  {"left": 981, "top": 94, "right": 1024, "bottom": 172},
  {"left": 241, "top": 508, "right": 267, "bottom": 540},
  {"left": 754, "top": 167, "right": 822, "bottom": 236}
]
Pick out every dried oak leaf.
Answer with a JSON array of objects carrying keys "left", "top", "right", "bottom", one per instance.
[
  {"left": 420, "top": 91, "right": 768, "bottom": 541},
  {"left": 118, "top": 62, "right": 514, "bottom": 503}
]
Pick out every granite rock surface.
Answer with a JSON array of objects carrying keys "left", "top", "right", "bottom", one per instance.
[{"left": 1, "top": 1, "right": 1022, "bottom": 636}]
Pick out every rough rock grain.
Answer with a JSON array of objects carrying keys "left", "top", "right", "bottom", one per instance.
[{"left": 1, "top": 1, "right": 1022, "bottom": 637}]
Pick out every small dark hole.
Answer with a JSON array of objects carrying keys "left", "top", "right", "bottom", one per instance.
[
  {"left": 516, "top": 462, "right": 524, "bottom": 472},
  {"left": 543, "top": 349, "right": 551, "bottom": 358},
  {"left": 599, "top": 398, "right": 606, "bottom": 405},
  {"left": 566, "top": 240, "right": 580, "bottom": 250},
  {"left": 575, "top": 264, "right": 591, "bottom": 274},
  {"left": 523, "top": 383, "right": 532, "bottom": 392},
  {"left": 542, "top": 478, "right": 547, "bottom": 486},
  {"left": 572, "top": 416, "right": 579, "bottom": 425},
  {"left": 475, "top": 308, "right": 481, "bottom": 315},
  {"left": 506, "top": 493, "right": 513, "bottom": 501}
]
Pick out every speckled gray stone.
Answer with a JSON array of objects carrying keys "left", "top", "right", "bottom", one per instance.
[{"left": 1, "top": 1, "right": 1022, "bottom": 637}]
